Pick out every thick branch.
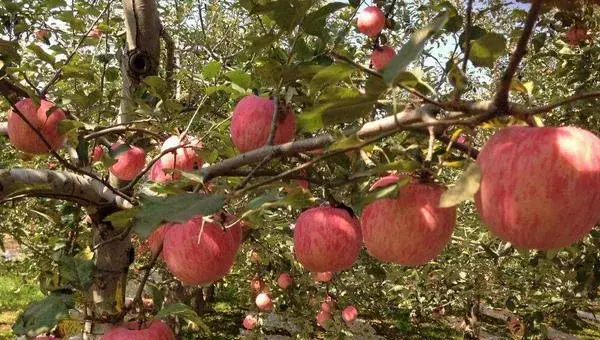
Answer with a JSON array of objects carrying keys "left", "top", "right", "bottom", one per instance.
[{"left": 0, "top": 169, "right": 132, "bottom": 209}]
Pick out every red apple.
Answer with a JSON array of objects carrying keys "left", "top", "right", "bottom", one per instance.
[
  {"left": 371, "top": 46, "right": 396, "bottom": 71},
  {"left": 230, "top": 95, "right": 296, "bottom": 153},
  {"left": 475, "top": 126, "right": 600, "bottom": 250},
  {"left": 162, "top": 215, "right": 241, "bottom": 285},
  {"left": 91, "top": 145, "right": 104, "bottom": 162},
  {"left": 312, "top": 271, "right": 333, "bottom": 283},
  {"left": 109, "top": 143, "right": 146, "bottom": 181},
  {"left": 357, "top": 6, "right": 385, "bottom": 37},
  {"left": 102, "top": 319, "right": 175, "bottom": 340},
  {"left": 277, "top": 272, "right": 293, "bottom": 289},
  {"left": 361, "top": 176, "right": 456, "bottom": 265},
  {"left": 35, "top": 29, "right": 50, "bottom": 41},
  {"left": 7, "top": 98, "right": 66, "bottom": 154},
  {"left": 145, "top": 223, "right": 174, "bottom": 256},
  {"left": 149, "top": 135, "right": 201, "bottom": 183},
  {"left": 294, "top": 206, "right": 362, "bottom": 272},
  {"left": 242, "top": 314, "right": 258, "bottom": 330},
  {"left": 255, "top": 292, "right": 273, "bottom": 312},
  {"left": 250, "top": 275, "right": 268, "bottom": 294},
  {"left": 566, "top": 26, "right": 589, "bottom": 46},
  {"left": 89, "top": 26, "right": 103, "bottom": 39},
  {"left": 316, "top": 310, "right": 332, "bottom": 328},
  {"left": 342, "top": 305, "right": 358, "bottom": 324}
]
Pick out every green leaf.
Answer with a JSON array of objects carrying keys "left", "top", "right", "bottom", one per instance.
[
  {"left": 439, "top": 163, "right": 481, "bottom": 208},
  {"left": 326, "top": 135, "right": 363, "bottom": 152},
  {"left": 58, "top": 255, "right": 94, "bottom": 290},
  {"left": 148, "top": 284, "right": 165, "bottom": 311},
  {"left": 309, "top": 63, "right": 355, "bottom": 92},
  {"left": 383, "top": 12, "right": 449, "bottom": 85},
  {"left": 297, "top": 95, "right": 377, "bottom": 132},
  {"left": 12, "top": 293, "right": 74, "bottom": 337},
  {"left": 57, "top": 119, "right": 83, "bottom": 135},
  {"left": 0, "top": 39, "right": 21, "bottom": 64},
  {"left": 103, "top": 208, "right": 140, "bottom": 230},
  {"left": 353, "top": 177, "right": 410, "bottom": 214},
  {"left": 302, "top": 2, "right": 348, "bottom": 37},
  {"left": 143, "top": 76, "right": 170, "bottom": 99},
  {"left": 156, "top": 303, "right": 210, "bottom": 333},
  {"left": 202, "top": 61, "right": 222, "bottom": 79},
  {"left": 61, "top": 64, "right": 95, "bottom": 81},
  {"left": 468, "top": 33, "right": 507, "bottom": 68},
  {"left": 225, "top": 70, "right": 252, "bottom": 90},
  {"left": 27, "top": 44, "right": 55, "bottom": 65},
  {"left": 132, "top": 193, "right": 225, "bottom": 238}
]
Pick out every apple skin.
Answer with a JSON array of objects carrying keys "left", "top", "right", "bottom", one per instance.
[
  {"left": 357, "top": 6, "right": 385, "bottom": 37},
  {"left": 230, "top": 95, "right": 296, "bottom": 153},
  {"left": 361, "top": 176, "right": 456, "bottom": 265},
  {"left": 101, "top": 319, "right": 175, "bottom": 340},
  {"left": 149, "top": 135, "right": 201, "bottom": 183},
  {"left": 250, "top": 275, "right": 269, "bottom": 294},
  {"left": 89, "top": 26, "right": 103, "bottom": 39},
  {"left": 294, "top": 207, "right": 362, "bottom": 272},
  {"left": 316, "top": 310, "right": 332, "bottom": 327},
  {"left": 145, "top": 223, "right": 175, "bottom": 256},
  {"left": 109, "top": 143, "right": 146, "bottom": 181},
  {"left": 566, "top": 26, "right": 589, "bottom": 46},
  {"left": 371, "top": 46, "right": 396, "bottom": 71},
  {"left": 7, "top": 98, "right": 66, "bottom": 154},
  {"left": 242, "top": 314, "right": 258, "bottom": 330},
  {"left": 91, "top": 145, "right": 104, "bottom": 162},
  {"left": 475, "top": 126, "right": 600, "bottom": 250},
  {"left": 312, "top": 271, "right": 333, "bottom": 283},
  {"left": 255, "top": 292, "right": 274, "bottom": 312},
  {"left": 162, "top": 215, "right": 241, "bottom": 285},
  {"left": 35, "top": 29, "right": 50, "bottom": 41},
  {"left": 342, "top": 305, "right": 358, "bottom": 324},
  {"left": 277, "top": 272, "right": 293, "bottom": 289}
]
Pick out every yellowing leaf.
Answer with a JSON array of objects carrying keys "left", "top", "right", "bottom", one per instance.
[{"left": 440, "top": 163, "right": 481, "bottom": 208}]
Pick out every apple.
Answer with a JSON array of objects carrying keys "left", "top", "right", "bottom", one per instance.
[
  {"left": 475, "top": 126, "right": 600, "bottom": 250},
  {"left": 250, "top": 275, "right": 269, "bottom": 294},
  {"left": 357, "top": 6, "right": 385, "bottom": 37},
  {"left": 316, "top": 310, "right": 332, "bottom": 328},
  {"left": 371, "top": 46, "right": 396, "bottom": 71},
  {"left": 149, "top": 135, "right": 201, "bottom": 183},
  {"left": 312, "top": 271, "right": 333, "bottom": 283},
  {"left": 145, "top": 223, "right": 174, "bottom": 256},
  {"left": 230, "top": 95, "right": 296, "bottom": 153},
  {"left": 89, "top": 26, "right": 103, "bottom": 39},
  {"left": 360, "top": 175, "right": 456, "bottom": 265},
  {"left": 109, "top": 143, "right": 146, "bottom": 181},
  {"left": 342, "top": 305, "right": 358, "bottom": 324},
  {"left": 566, "top": 26, "right": 589, "bottom": 46},
  {"left": 294, "top": 206, "right": 362, "bottom": 272},
  {"left": 162, "top": 215, "right": 241, "bottom": 285},
  {"left": 242, "top": 314, "right": 258, "bottom": 330},
  {"left": 35, "top": 29, "right": 50, "bottom": 41},
  {"left": 255, "top": 292, "right": 273, "bottom": 312},
  {"left": 101, "top": 319, "right": 175, "bottom": 340},
  {"left": 7, "top": 98, "right": 66, "bottom": 154},
  {"left": 276, "top": 272, "right": 293, "bottom": 289},
  {"left": 91, "top": 145, "right": 104, "bottom": 162}
]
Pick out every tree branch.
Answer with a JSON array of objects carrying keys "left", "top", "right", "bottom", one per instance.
[
  {"left": 0, "top": 169, "right": 132, "bottom": 209},
  {"left": 494, "top": 0, "right": 542, "bottom": 114},
  {"left": 461, "top": 0, "right": 474, "bottom": 73}
]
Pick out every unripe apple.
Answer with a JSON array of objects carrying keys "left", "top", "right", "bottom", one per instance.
[
  {"left": 316, "top": 310, "right": 332, "bottom": 328},
  {"left": 294, "top": 206, "right": 362, "bottom": 272},
  {"left": 255, "top": 292, "right": 273, "bottom": 312},
  {"left": 162, "top": 215, "right": 241, "bottom": 285},
  {"left": 101, "top": 319, "right": 175, "bottom": 340},
  {"left": 91, "top": 145, "right": 104, "bottom": 162},
  {"left": 149, "top": 135, "right": 201, "bottom": 183},
  {"left": 7, "top": 98, "right": 66, "bottom": 154},
  {"left": 109, "top": 143, "right": 146, "bottom": 181},
  {"left": 277, "top": 272, "right": 293, "bottom": 289},
  {"left": 89, "top": 26, "right": 103, "bottom": 39},
  {"left": 242, "top": 314, "right": 258, "bottom": 330},
  {"left": 361, "top": 176, "right": 456, "bottom": 265},
  {"left": 342, "top": 305, "right": 358, "bottom": 324},
  {"left": 475, "top": 126, "right": 600, "bottom": 250},
  {"left": 357, "top": 6, "right": 385, "bottom": 37},
  {"left": 230, "top": 95, "right": 296, "bottom": 153},
  {"left": 312, "top": 271, "right": 333, "bottom": 283},
  {"left": 371, "top": 46, "right": 396, "bottom": 71}
]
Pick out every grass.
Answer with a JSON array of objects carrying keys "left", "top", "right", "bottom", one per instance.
[{"left": 0, "top": 274, "right": 44, "bottom": 339}]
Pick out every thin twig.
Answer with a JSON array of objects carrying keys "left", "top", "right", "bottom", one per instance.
[
  {"left": 180, "top": 94, "right": 209, "bottom": 140},
  {"left": 133, "top": 243, "right": 162, "bottom": 306},
  {"left": 266, "top": 97, "right": 280, "bottom": 146},
  {"left": 494, "top": 0, "right": 542, "bottom": 114},
  {"left": 121, "top": 144, "right": 189, "bottom": 191},
  {"left": 92, "top": 224, "right": 133, "bottom": 250},
  {"left": 519, "top": 91, "right": 600, "bottom": 116},
  {"left": 41, "top": 0, "right": 115, "bottom": 95},
  {"left": 461, "top": 0, "right": 474, "bottom": 73},
  {"left": 234, "top": 153, "right": 275, "bottom": 190},
  {"left": 84, "top": 126, "right": 162, "bottom": 141}
]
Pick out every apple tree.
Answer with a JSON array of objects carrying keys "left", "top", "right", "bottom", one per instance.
[{"left": 1, "top": 0, "right": 600, "bottom": 339}]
